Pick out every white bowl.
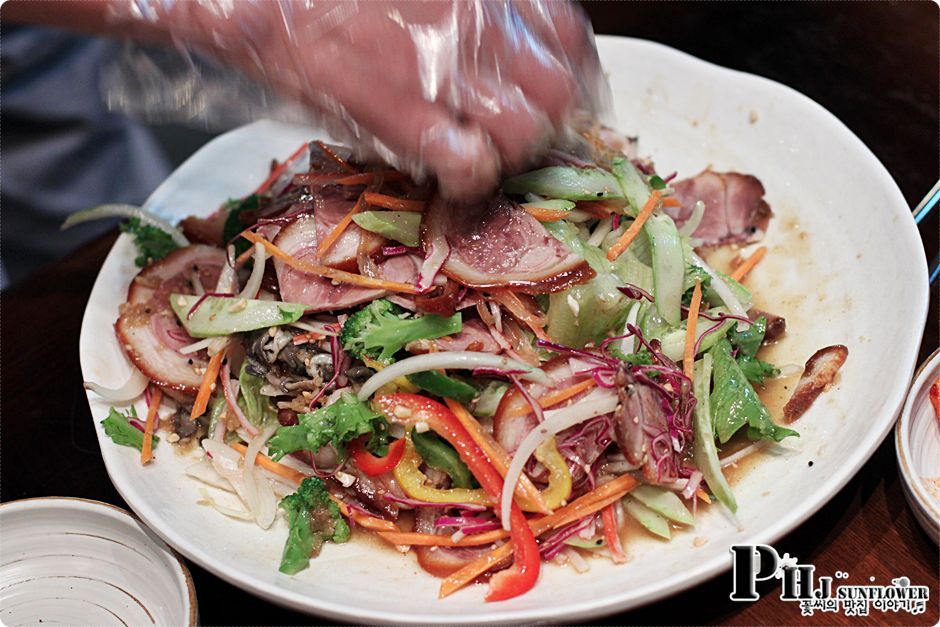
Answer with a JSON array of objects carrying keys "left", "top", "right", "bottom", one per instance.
[
  {"left": 79, "top": 36, "right": 928, "bottom": 623},
  {"left": 0, "top": 498, "right": 197, "bottom": 626},
  {"left": 896, "top": 348, "right": 940, "bottom": 543}
]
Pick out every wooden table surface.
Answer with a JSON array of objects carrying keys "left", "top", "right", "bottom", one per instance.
[{"left": 1, "top": 2, "right": 937, "bottom": 625}]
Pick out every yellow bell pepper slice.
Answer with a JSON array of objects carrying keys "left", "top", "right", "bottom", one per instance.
[
  {"left": 393, "top": 439, "right": 491, "bottom": 505},
  {"left": 534, "top": 436, "right": 572, "bottom": 509}
]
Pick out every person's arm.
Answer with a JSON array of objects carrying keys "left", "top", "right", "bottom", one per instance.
[{"left": 3, "top": 0, "right": 607, "bottom": 199}]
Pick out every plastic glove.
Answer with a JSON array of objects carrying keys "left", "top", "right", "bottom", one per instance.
[{"left": 109, "top": 0, "right": 609, "bottom": 199}]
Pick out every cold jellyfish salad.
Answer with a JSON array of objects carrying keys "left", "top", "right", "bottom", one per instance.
[{"left": 75, "top": 133, "right": 849, "bottom": 602}]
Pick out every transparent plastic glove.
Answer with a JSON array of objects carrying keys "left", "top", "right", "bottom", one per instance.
[{"left": 108, "top": 0, "right": 609, "bottom": 199}]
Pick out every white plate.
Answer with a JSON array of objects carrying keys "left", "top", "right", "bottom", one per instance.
[
  {"left": 79, "top": 36, "right": 928, "bottom": 623},
  {"left": 0, "top": 498, "right": 197, "bottom": 626}
]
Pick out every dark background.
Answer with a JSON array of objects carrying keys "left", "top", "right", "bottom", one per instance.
[{"left": 1, "top": 2, "right": 937, "bottom": 625}]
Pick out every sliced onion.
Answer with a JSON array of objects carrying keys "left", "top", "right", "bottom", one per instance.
[
  {"left": 689, "top": 251, "right": 750, "bottom": 330},
  {"left": 241, "top": 424, "right": 279, "bottom": 529},
  {"left": 235, "top": 242, "right": 267, "bottom": 300},
  {"left": 587, "top": 217, "right": 613, "bottom": 247},
  {"left": 197, "top": 487, "right": 255, "bottom": 521},
  {"left": 83, "top": 366, "right": 149, "bottom": 402},
  {"left": 357, "top": 352, "right": 547, "bottom": 401},
  {"left": 720, "top": 441, "right": 766, "bottom": 468},
  {"left": 61, "top": 203, "right": 189, "bottom": 246},
  {"left": 186, "top": 460, "right": 235, "bottom": 491},
  {"left": 682, "top": 470, "right": 704, "bottom": 500},
  {"left": 201, "top": 439, "right": 252, "bottom": 510},
  {"left": 564, "top": 547, "right": 590, "bottom": 573},
  {"left": 417, "top": 233, "right": 450, "bottom": 292},
  {"left": 191, "top": 270, "right": 206, "bottom": 296},
  {"left": 179, "top": 337, "right": 214, "bottom": 355},
  {"left": 500, "top": 390, "right": 618, "bottom": 530},
  {"left": 678, "top": 201, "right": 706, "bottom": 237},
  {"left": 618, "top": 302, "right": 641, "bottom": 355}
]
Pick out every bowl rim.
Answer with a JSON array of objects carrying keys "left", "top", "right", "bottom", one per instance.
[
  {"left": 0, "top": 496, "right": 199, "bottom": 627},
  {"left": 895, "top": 348, "right": 940, "bottom": 526},
  {"left": 78, "top": 35, "right": 930, "bottom": 624}
]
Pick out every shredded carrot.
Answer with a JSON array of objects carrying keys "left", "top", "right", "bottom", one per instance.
[
  {"left": 601, "top": 502, "right": 628, "bottom": 563},
  {"left": 606, "top": 190, "right": 661, "bottom": 261},
  {"left": 504, "top": 378, "right": 598, "bottom": 418},
  {"left": 234, "top": 246, "right": 255, "bottom": 268},
  {"left": 522, "top": 206, "right": 570, "bottom": 222},
  {"left": 661, "top": 196, "right": 682, "bottom": 208},
  {"left": 683, "top": 280, "right": 702, "bottom": 379},
  {"left": 730, "top": 246, "right": 767, "bottom": 282},
  {"left": 439, "top": 474, "right": 639, "bottom": 597},
  {"left": 695, "top": 488, "right": 712, "bottom": 504},
  {"left": 230, "top": 442, "right": 308, "bottom": 484},
  {"left": 314, "top": 140, "right": 357, "bottom": 174},
  {"left": 335, "top": 170, "right": 407, "bottom": 186},
  {"left": 443, "top": 399, "right": 550, "bottom": 514},
  {"left": 254, "top": 143, "right": 309, "bottom": 195},
  {"left": 241, "top": 230, "right": 419, "bottom": 294},
  {"left": 190, "top": 351, "right": 224, "bottom": 422},
  {"left": 317, "top": 192, "right": 367, "bottom": 258},
  {"left": 140, "top": 387, "right": 162, "bottom": 465},
  {"left": 488, "top": 290, "right": 550, "bottom": 342},
  {"left": 362, "top": 192, "right": 425, "bottom": 212},
  {"left": 230, "top": 442, "right": 400, "bottom": 531}
]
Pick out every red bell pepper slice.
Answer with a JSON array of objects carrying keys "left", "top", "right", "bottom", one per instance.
[
  {"left": 374, "top": 393, "right": 540, "bottom": 601},
  {"left": 349, "top": 437, "right": 405, "bottom": 477}
]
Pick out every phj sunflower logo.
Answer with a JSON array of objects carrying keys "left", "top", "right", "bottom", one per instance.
[{"left": 729, "top": 544, "right": 930, "bottom": 617}]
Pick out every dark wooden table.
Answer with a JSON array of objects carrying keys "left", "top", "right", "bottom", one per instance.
[{"left": 2, "top": 2, "right": 937, "bottom": 625}]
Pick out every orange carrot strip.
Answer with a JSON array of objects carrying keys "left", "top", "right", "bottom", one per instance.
[
  {"left": 439, "top": 474, "right": 638, "bottom": 597},
  {"left": 695, "top": 488, "right": 712, "bottom": 504},
  {"left": 189, "top": 351, "right": 224, "bottom": 422},
  {"left": 607, "top": 190, "right": 661, "bottom": 261},
  {"left": 314, "top": 140, "right": 357, "bottom": 174},
  {"left": 241, "top": 230, "right": 419, "bottom": 294},
  {"left": 230, "top": 442, "right": 308, "bottom": 484},
  {"left": 317, "top": 192, "right": 366, "bottom": 258},
  {"left": 523, "top": 206, "right": 571, "bottom": 222},
  {"left": 230, "top": 442, "right": 400, "bottom": 531},
  {"left": 255, "top": 143, "right": 309, "bottom": 195},
  {"left": 362, "top": 192, "right": 425, "bottom": 212},
  {"left": 662, "top": 196, "right": 682, "bottom": 208},
  {"left": 504, "top": 379, "right": 598, "bottom": 419},
  {"left": 601, "top": 502, "right": 628, "bottom": 563},
  {"left": 683, "top": 280, "right": 703, "bottom": 379},
  {"left": 335, "top": 170, "right": 407, "bottom": 186},
  {"left": 489, "top": 290, "right": 550, "bottom": 343},
  {"left": 140, "top": 387, "right": 162, "bottom": 465},
  {"left": 443, "top": 399, "right": 550, "bottom": 514},
  {"left": 234, "top": 246, "right": 255, "bottom": 268},
  {"left": 730, "top": 246, "right": 768, "bottom": 282}
]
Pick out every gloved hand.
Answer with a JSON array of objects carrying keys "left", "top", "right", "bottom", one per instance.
[{"left": 110, "top": 0, "right": 608, "bottom": 199}]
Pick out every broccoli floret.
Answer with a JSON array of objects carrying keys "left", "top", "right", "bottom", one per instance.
[
  {"left": 278, "top": 477, "right": 350, "bottom": 575},
  {"left": 339, "top": 298, "right": 462, "bottom": 365}
]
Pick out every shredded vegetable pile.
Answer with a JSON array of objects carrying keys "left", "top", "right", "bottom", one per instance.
[{"left": 81, "top": 130, "right": 848, "bottom": 601}]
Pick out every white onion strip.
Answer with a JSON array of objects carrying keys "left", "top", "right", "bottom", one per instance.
[
  {"left": 179, "top": 337, "right": 214, "bottom": 355},
  {"left": 587, "top": 217, "right": 613, "bottom": 247},
  {"left": 619, "top": 302, "right": 641, "bottom": 355},
  {"left": 357, "top": 352, "right": 547, "bottom": 401},
  {"left": 61, "top": 203, "right": 189, "bottom": 246},
  {"left": 720, "top": 441, "right": 766, "bottom": 468},
  {"left": 197, "top": 487, "right": 254, "bottom": 521},
  {"left": 689, "top": 251, "right": 750, "bottom": 330},
  {"left": 242, "top": 424, "right": 279, "bottom": 529},
  {"left": 221, "top": 358, "right": 259, "bottom": 437},
  {"left": 678, "top": 200, "right": 706, "bottom": 237},
  {"left": 500, "top": 390, "right": 619, "bottom": 530},
  {"left": 235, "top": 242, "right": 267, "bottom": 301},
  {"left": 83, "top": 367, "right": 149, "bottom": 402},
  {"left": 417, "top": 234, "right": 450, "bottom": 292}
]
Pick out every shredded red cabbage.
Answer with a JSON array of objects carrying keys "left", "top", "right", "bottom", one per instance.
[
  {"left": 382, "top": 494, "right": 488, "bottom": 512},
  {"left": 186, "top": 291, "right": 235, "bottom": 320}
]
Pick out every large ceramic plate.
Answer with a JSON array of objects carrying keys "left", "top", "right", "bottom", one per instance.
[{"left": 80, "top": 37, "right": 928, "bottom": 623}]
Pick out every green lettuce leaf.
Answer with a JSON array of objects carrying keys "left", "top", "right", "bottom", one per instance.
[{"left": 100, "top": 406, "right": 158, "bottom": 451}]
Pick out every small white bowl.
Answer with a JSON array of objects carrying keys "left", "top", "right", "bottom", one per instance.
[
  {"left": 896, "top": 348, "right": 940, "bottom": 544},
  {"left": 0, "top": 497, "right": 197, "bottom": 626}
]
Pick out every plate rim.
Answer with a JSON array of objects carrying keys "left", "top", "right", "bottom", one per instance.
[{"left": 79, "top": 35, "right": 929, "bottom": 624}]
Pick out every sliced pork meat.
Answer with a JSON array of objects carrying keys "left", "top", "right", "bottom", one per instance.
[
  {"left": 425, "top": 194, "right": 594, "bottom": 294},
  {"left": 337, "top": 462, "right": 407, "bottom": 519},
  {"left": 612, "top": 367, "right": 673, "bottom": 484},
  {"left": 312, "top": 189, "right": 383, "bottom": 271},
  {"left": 666, "top": 170, "right": 772, "bottom": 247},
  {"left": 413, "top": 508, "right": 496, "bottom": 578},
  {"left": 749, "top": 308, "right": 787, "bottom": 343},
  {"left": 783, "top": 345, "right": 848, "bottom": 423},
  {"left": 406, "top": 320, "right": 501, "bottom": 354},
  {"left": 273, "top": 215, "right": 420, "bottom": 312},
  {"left": 114, "top": 245, "right": 227, "bottom": 395}
]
